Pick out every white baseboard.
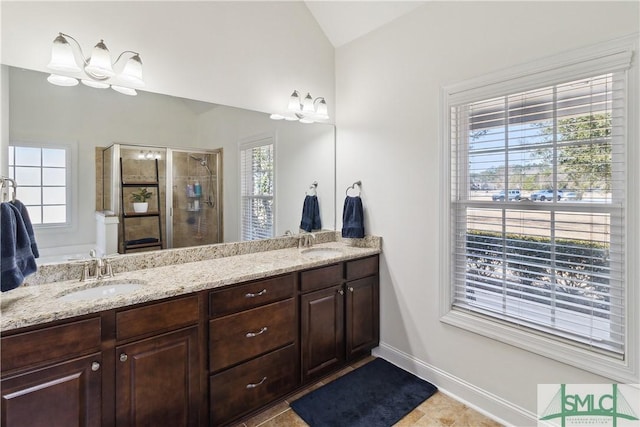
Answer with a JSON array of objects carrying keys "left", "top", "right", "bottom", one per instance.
[{"left": 372, "top": 342, "right": 538, "bottom": 427}]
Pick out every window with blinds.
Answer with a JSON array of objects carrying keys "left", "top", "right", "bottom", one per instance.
[
  {"left": 240, "top": 139, "right": 274, "bottom": 241},
  {"left": 441, "top": 37, "right": 637, "bottom": 380}
]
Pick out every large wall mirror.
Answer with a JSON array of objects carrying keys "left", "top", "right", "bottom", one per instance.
[{"left": 4, "top": 66, "right": 335, "bottom": 263}]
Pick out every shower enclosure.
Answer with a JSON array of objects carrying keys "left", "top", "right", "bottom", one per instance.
[{"left": 102, "top": 144, "right": 222, "bottom": 253}]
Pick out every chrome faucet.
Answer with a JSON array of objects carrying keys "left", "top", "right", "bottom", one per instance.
[
  {"left": 298, "top": 233, "right": 316, "bottom": 249},
  {"left": 81, "top": 250, "right": 114, "bottom": 281}
]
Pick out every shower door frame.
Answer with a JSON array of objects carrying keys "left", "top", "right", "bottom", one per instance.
[{"left": 165, "top": 148, "right": 223, "bottom": 249}]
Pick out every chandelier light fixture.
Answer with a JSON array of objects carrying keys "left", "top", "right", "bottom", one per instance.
[
  {"left": 46, "top": 32, "right": 144, "bottom": 96},
  {"left": 270, "top": 90, "right": 329, "bottom": 123}
]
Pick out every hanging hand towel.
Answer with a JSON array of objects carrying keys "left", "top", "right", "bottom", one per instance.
[
  {"left": 1, "top": 202, "right": 38, "bottom": 292},
  {"left": 300, "top": 195, "right": 321, "bottom": 232},
  {"left": 342, "top": 196, "right": 364, "bottom": 238},
  {"left": 10, "top": 199, "right": 39, "bottom": 258}
]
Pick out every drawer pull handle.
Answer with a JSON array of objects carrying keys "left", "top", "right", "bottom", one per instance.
[
  {"left": 246, "top": 327, "right": 268, "bottom": 338},
  {"left": 246, "top": 376, "right": 267, "bottom": 389},
  {"left": 245, "top": 289, "right": 267, "bottom": 298}
]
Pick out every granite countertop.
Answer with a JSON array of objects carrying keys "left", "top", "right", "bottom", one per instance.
[{"left": 1, "top": 241, "right": 380, "bottom": 332}]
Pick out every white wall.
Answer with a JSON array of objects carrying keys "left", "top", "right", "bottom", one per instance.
[
  {"left": 335, "top": 2, "right": 639, "bottom": 425},
  {"left": 0, "top": 1, "right": 335, "bottom": 117},
  {"left": 195, "top": 106, "right": 335, "bottom": 241}
]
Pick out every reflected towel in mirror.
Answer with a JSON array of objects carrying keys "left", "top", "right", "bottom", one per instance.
[{"left": 300, "top": 195, "right": 321, "bottom": 232}]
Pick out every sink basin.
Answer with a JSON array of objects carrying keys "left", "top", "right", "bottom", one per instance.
[
  {"left": 57, "top": 280, "right": 145, "bottom": 302},
  {"left": 300, "top": 247, "right": 344, "bottom": 259}
]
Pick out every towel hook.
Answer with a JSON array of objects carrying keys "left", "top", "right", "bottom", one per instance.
[
  {"left": 345, "top": 180, "right": 361, "bottom": 197},
  {"left": 1, "top": 176, "right": 18, "bottom": 202},
  {"left": 306, "top": 181, "right": 318, "bottom": 196}
]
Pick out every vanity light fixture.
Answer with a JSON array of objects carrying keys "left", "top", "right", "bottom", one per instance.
[
  {"left": 270, "top": 90, "right": 329, "bottom": 123},
  {"left": 46, "top": 32, "right": 144, "bottom": 96}
]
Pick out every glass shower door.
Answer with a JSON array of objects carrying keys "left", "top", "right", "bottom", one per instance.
[{"left": 169, "top": 149, "right": 222, "bottom": 248}]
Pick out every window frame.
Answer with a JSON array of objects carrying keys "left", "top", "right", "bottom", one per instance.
[
  {"left": 238, "top": 135, "right": 275, "bottom": 241},
  {"left": 7, "top": 140, "right": 77, "bottom": 230},
  {"left": 439, "top": 35, "right": 639, "bottom": 383}
]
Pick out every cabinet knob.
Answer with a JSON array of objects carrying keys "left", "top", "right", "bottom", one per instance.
[
  {"left": 246, "top": 376, "right": 267, "bottom": 389},
  {"left": 348, "top": 286, "right": 354, "bottom": 292},
  {"left": 91, "top": 362, "right": 100, "bottom": 371},
  {"left": 245, "top": 289, "right": 267, "bottom": 298},
  {"left": 120, "top": 353, "right": 128, "bottom": 362},
  {"left": 245, "top": 326, "right": 268, "bottom": 338},
  {"left": 338, "top": 288, "right": 344, "bottom": 295}
]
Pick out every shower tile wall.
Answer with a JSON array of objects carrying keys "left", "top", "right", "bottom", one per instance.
[{"left": 172, "top": 152, "right": 220, "bottom": 248}]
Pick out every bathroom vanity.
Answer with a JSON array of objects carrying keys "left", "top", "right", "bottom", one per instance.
[{"left": 0, "top": 238, "right": 380, "bottom": 426}]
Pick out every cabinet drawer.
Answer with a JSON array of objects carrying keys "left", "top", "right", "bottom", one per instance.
[
  {"left": 116, "top": 295, "right": 199, "bottom": 342},
  {"left": 1, "top": 317, "right": 101, "bottom": 374},
  {"left": 209, "top": 299, "right": 295, "bottom": 372},
  {"left": 346, "top": 255, "right": 379, "bottom": 281},
  {"left": 209, "top": 274, "right": 294, "bottom": 317},
  {"left": 209, "top": 344, "right": 297, "bottom": 425},
  {"left": 300, "top": 263, "right": 343, "bottom": 293}
]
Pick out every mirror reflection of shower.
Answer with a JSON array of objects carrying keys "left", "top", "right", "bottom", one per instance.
[
  {"left": 189, "top": 154, "right": 215, "bottom": 208},
  {"left": 170, "top": 149, "right": 223, "bottom": 249}
]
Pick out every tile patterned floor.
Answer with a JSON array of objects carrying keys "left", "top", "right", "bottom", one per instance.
[{"left": 236, "top": 357, "right": 503, "bottom": 427}]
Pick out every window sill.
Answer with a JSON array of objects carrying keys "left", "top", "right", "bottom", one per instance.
[{"left": 440, "top": 308, "right": 638, "bottom": 383}]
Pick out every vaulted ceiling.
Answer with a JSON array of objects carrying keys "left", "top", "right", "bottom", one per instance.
[{"left": 304, "top": 1, "right": 426, "bottom": 47}]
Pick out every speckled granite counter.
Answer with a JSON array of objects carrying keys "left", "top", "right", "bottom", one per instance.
[{"left": 1, "top": 238, "right": 381, "bottom": 332}]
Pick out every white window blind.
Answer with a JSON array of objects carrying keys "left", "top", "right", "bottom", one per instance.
[
  {"left": 444, "top": 40, "right": 635, "bottom": 369},
  {"left": 240, "top": 139, "right": 274, "bottom": 241}
]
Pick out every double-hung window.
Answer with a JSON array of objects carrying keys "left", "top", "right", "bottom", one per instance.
[
  {"left": 240, "top": 137, "right": 275, "bottom": 241},
  {"left": 441, "top": 37, "right": 638, "bottom": 382}
]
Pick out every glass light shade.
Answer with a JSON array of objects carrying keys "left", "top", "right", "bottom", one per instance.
[
  {"left": 47, "top": 35, "right": 81, "bottom": 73},
  {"left": 84, "top": 40, "right": 115, "bottom": 78},
  {"left": 118, "top": 55, "right": 144, "bottom": 88},
  {"left": 315, "top": 99, "right": 329, "bottom": 120},
  {"left": 81, "top": 79, "right": 109, "bottom": 89},
  {"left": 270, "top": 113, "right": 285, "bottom": 120},
  {"left": 111, "top": 85, "right": 137, "bottom": 96},
  {"left": 47, "top": 74, "right": 79, "bottom": 86},
  {"left": 287, "top": 90, "right": 301, "bottom": 111},
  {"left": 283, "top": 112, "right": 299, "bottom": 121},
  {"left": 299, "top": 118, "right": 315, "bottom": 124},
  {"left": 302, "top": 93, "right": 315, "bottom": 113}
]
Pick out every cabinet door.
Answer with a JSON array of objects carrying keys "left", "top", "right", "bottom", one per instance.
[
  {"left": 300, "top": 285, "right": 345, "bottom": 382},
  {"left": 1, "top": 353, "right": 102, "bottom": 427},
  {"left": 345, "top": 275, "right": 380, "bottom": 360},
  {"left": 115, "top": 327, "right": 199, "bottom": 427}
]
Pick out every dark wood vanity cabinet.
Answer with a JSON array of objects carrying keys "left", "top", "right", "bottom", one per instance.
[
  {"left": 208, "top": 274, "right": 298, "bottom": 426},
  {"left": 114, "top": 295, "right": 201, "bottom": 427},
  {"left": 1, "top": 252, "right": 379, "bottom": 427},
  {"left": 0, "top": 296, "right": 201, "bottom": 427},
  {"left": 300, "top": 255, "right": 379, "bottom": 383},
  {"left": 0, "top": 317, "right": 103, "bottom": 427}
]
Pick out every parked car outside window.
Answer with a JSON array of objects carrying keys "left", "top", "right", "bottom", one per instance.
[
  {"left": 492, "top": 189, "right": 521, "bottom": 201},
  {"left": 531, "top": 189, "right": 562, "bottom": 201}
]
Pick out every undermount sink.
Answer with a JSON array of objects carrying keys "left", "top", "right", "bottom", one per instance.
[
  {"left": 57, "top": 280, "right": 145, "bottom": 302},
  {"left": 300, "top": 247, "right": 344, "bottom": 259}
]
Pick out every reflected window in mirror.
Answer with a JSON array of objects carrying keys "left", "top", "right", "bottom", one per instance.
[
  {"left": 240, "top": 137, "right": 274, "bottom": 241},
  {"left": 8, "top": 142, "right": 73, "bottom": 226}
]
